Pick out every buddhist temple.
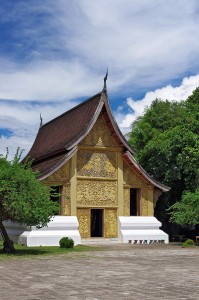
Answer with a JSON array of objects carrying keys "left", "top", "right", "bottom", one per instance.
[{"left": 3, "top": 76, "right": 170, "bottom": 245}]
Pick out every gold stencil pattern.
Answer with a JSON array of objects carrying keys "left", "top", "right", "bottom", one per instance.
[
  {"left": 123, "top": 163, "right": 147, "bottom": 187},
  {"left": 141, "top": 189, "right": 148, "bottom": 216},
  {"left": 62, "top": 185, "right": 71, "bottom": 216},
  {"left": 80, "top": 114, "right": 119, "bottom": 147},
  {"left": 123, "top": 188, "right": 130, "bottom": 216},
  {"left": 104, "top": 209, "right": 118, "bottom": 238},
  {"left": 77, "top": 180, "right": 117, "bottom": 206},
  {"left": 77, "top": 150, "right": 116, "bottom": 178},
  {"left": 47, "top": 161, "right": 70, "bottom": 182},
  {"left": 77, "top": 208, "right": 90, "bottom": 238}
]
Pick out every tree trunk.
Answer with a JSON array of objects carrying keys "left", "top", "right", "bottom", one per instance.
[{"left": 0, "top": 221, "right": 15, "bottom": 253}]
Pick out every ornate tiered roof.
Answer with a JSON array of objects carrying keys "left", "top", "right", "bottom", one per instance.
[{"left": 26, "top": 84, "right": 169, "bottom": 192}]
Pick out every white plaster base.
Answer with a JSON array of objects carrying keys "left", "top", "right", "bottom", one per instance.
[
  {"left": 118, "top": 216, "right": 169, "bottom": 243},
  {"left": 2, "top": 216, "right": 81, "bottom": 246}
]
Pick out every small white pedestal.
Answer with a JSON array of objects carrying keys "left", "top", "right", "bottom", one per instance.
[
  {"left": 3, "top": 216, "right": 81, "bottom": 246},
  {"left": 118, "top": 216, "right": 169, "bottom": 244}
]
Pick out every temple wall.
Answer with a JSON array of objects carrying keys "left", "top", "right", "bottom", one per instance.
[
  {"left": 123, "top": 162, "right": 154, "bottom": 216},
  {"left": 44, "top": 161, "right": 71, "bottom": 216},
  {"left": 123, "top": 187, "right": 130, "bottom": 216},
  {"left": 76, "top": 114, "right": 121, "bottom": 238},
  {"left": 44, "top": 113, "right": 155, "bottom": 238}
]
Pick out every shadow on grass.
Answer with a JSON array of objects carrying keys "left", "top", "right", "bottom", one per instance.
[
  {"left": 0, "top": 248, "right": 50, "bottom": 256},
  {"left": 0, "top": 242, "right": 98, "bottom": 258}
]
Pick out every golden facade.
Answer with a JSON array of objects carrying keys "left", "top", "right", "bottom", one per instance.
[{"left": 44, "top": 114, "right": 158, "bottom": 238}]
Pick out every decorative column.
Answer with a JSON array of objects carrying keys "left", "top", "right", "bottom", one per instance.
[
  {"left": 62, "top": 183, "right": 71, "bottom": 216},
  {"left": 141, "top": 188, "right": 148, "bottom": 216},
  {"left": 147, "top": 187, "right": 154, "bottom": 216},
  {"left": 70, "top": 152, "right": 77, "bottom": 215},
  {"left": 117, "top": 152, "right": 124, "bottom": 216}
]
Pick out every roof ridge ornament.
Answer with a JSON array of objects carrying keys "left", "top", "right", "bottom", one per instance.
[
  {"left": 40, "top": 113, "right": 43, "bottom": 127},
  {"left": 103, "top": 68, "right": 108, "bottom": 93}
]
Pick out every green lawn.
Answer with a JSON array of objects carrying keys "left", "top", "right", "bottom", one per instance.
[{"left": 0, "top": 241, "right": 99, "bottom": 259}]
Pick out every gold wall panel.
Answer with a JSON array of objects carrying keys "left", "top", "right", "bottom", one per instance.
[
  {"left": 77, "top": 180, "right": 117, "bottom": 207},
  {"left": 146, "top": 188, "right": 154, "bottom": 216},
  {"left": 77, "top": 208, "right": 90, "bottom": 238},
  {"left": 104, "top": 209, "right": 118, "bottom": 238},
  {"left": 62, "top": 185, "right": 71, "bottom": 216},
  {"left": 80, "top": 114, "right": 119, "bottom": 148},
  {"left": 77, "top": 150, "right": 117, "bottom": 178},
  {"left": 141, "top": 189, "right": 148, "bottom": 216},
  {"left": 46, "top": 161, "right": 70, "bottom": 182},
  {"left": 123, "top": 188, "right": 130, "bottom": 216},
  {"left": 123, "top": 162, "right": 149, "bottom": 187}
]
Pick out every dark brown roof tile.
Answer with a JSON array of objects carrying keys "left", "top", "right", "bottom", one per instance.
[{"left": 27, "top": 92, "right": 102, "bottom": 161}]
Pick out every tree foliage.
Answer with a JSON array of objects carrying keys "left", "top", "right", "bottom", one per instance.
[
  {"left": 169, "top": 189, "right": 199, "bottom": 225},
  {"left": 129, "top": 87, "right": 199, "bottom": 230},
  {"left": 0, "top": 149, "right": 59, "bottom": 252}
]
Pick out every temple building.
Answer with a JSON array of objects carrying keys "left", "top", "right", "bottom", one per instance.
[
  {"left": 4, "top": 78, "right": 169, "bottom": 245},
  {"left": 22, "top": 78, "right": 169, "bottom": 242}
]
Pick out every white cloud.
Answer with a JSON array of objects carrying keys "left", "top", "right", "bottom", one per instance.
[
  {"left": 0, "top": 1, "right": 199, "bottom": 100},
  {"left": 0, "top": 60, "right": 102, "bottom": 101},
  {"left": 1, "top": 0, "right": 199, "bottom": 157},
  {"left": 0, "top": 99, "right": 79, "bottom": 158},
  {"left": 119, "top": 74, "right": 199, "bottom": 130}
]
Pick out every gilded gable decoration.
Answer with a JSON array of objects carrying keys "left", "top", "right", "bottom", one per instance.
[
  {"left": 77, "top": 150, "right": 117, "bottom": 178},
  {"left": 123, "top": 163, "right": 147, "bottom": 187},
  {"left": 46, "top": 162, "right": 70, "bottom": 183},
  {"left": 80, "top": 115, "right": 119, "bottom": 148}
]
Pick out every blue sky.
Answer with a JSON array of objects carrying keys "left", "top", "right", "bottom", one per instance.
[{"left": 0, "top": 0, "right": 199, "bottom": 158}]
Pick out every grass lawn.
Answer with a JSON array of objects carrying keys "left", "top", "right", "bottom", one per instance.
[{"left": 0, "top": 241, "right": 99, "bottom": 259}]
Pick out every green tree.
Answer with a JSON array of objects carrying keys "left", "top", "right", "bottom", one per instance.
[
  {"left": 129, "top": 88, "right": 199, "bottom": 232},
  {"left": 0, "top": 149, "right": 58, "bottom": 253},
  {"left": 169, "top": 189, "right": 199, "bottom": 225}
]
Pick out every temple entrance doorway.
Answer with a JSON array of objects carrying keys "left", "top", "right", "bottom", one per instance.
[
  {"left": 130, "top": 188, "right": 141, "bottom": 216},
  {"left": 91, "top": 209, "right": 104, "bottom": 237}
]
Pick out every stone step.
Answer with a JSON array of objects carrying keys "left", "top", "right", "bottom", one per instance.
[{"left": 81, "top": 238, "right": 119, "bottom": 244}]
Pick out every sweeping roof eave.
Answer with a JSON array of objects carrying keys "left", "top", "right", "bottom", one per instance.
[
  {"left": 64, "top": 95, "right": 105, "bottom": 150},
  {"left": 27, "top": 85, "right": 168, "bottom": 185},
  {"left": 34, "top": 147, "right": 78, "bottom": 180},
  {"left": 103, "top": 96, "right": 136, "bottom": 155},
  {"left": 123, "top": 151, "right": 170, "bottom": 192},
  {"left": 25, "top": 92, "right": 103, "bottom": 162}
]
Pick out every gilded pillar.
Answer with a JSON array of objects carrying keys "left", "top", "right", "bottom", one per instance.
[
  {"left": 62, "top": 184, "right": 71, "bottom": 216},
  {"left": 117, "top": 152, "right": 124, "bottom": 216},
  {"left": 123, "top": 187, "right": 130, "bottom": 216},
  {"left": 104, "top": 208, "right": 118, "bottom": 238},
  {"left": 70, "top": 152, "right": 77, "bottom": 215},
  {"left": 77, "top": 208, "right": 90, "bottom": 238},
  {"left": 141, "top": 188, "right": 148, "bottom": 216},
  {"left": 147, "top": 188, "right": 154, "bottom": 216}
]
